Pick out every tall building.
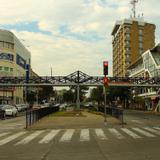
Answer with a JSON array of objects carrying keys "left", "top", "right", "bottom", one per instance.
[
  {"left": 111, "top": 18, "right": 156, "bottom": 77},
  {"left": 0, "top": 29, "right": 31, "bottom": 104}
]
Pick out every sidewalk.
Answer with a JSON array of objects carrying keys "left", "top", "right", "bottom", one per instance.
[{"left": 29, "top": 111, "right": 121, "bottom": 130}]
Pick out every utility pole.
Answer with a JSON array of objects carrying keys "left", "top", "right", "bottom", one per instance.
[{"left": 50, "top": 66, "right": 52, "bottom": 77}]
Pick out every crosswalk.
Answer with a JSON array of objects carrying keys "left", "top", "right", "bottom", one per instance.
[{"left": 0, "top": 127, "right": 159, "bottom": 146}]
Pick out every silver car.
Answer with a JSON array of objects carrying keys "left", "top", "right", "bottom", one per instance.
[{"left": 2, "top": 105, "right": 18, "bottom": 117}]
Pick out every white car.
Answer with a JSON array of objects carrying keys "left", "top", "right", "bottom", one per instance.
[{"left": 2, "top": 105, "right": 18, "bottom": 117}]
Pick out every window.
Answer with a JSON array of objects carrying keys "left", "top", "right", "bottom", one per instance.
[
  {"left": 139, "top": 29, "right": 143, "bottom": 35},
  {"left": 4, "top": 67, "right": 9, "bottom": 72},
  {"left": 139, "top": 36, "right": 143, "bottom": 42},
  {"left": 0, "top": 41, "right": 4, "bottom": 48},
  {"left": 0, "top": 66, "right": 2, "bottom": 70},
  {"left": 126, "top": 34, "right": 130, "bottom": 38},
  {"left": 139, "top": 42, "right": 143, "bottom": 49},
  {"left": 10, "top": 68, "right": 13, "bottom": 72}
]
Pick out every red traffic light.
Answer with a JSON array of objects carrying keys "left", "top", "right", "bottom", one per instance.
[
  {"left": 103, "top": 61, "right": 108, "bottom": 66},
  {"left": 103, "top": 77, "right": 109, "bottom": 86},
  {"left": 103, "top": 61, "right": 108, "bottom": 75}
]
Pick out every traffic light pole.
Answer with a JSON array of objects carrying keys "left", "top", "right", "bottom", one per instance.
[{"left": 103, "top": 83, "right": 107, "bottom": 126}]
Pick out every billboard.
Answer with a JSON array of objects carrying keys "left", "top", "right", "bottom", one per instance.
[{"left": 0, "top": 52, "right": 14, "bottom": 61}]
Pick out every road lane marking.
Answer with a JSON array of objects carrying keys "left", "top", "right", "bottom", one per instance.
[
  {"left": 108, "top": 128, "right": 124, "bottom": 139},
  {"left": 131, "top": 120, "right": 143, "bottom": 124},
  {"left": 0, "top": 132, "right": 10, "bottom": 138},
  {"left": 15, "top": 131, "right": 44, "bottom": 145},
  {"left": 143, "top": 127, "right": 160, "bottom": 136},
  {"left": 153, "top": 127, "right": 160, "bottom": 131},
  {"left": 0, "top": 132, "right": 26, "bottom": 146},
  {"left": 80, "top": 129, "right": 90, "bottom": 142},
  {"left": 39, "top": 130, "right": 60, "bottom": 144},
  {"left": 121, "top": 128, "right": 141, "bottom": 139},
  {"left": 95, "top": 129, "right": 107, "bottom": 140},
  {"left": 60, "top": 129, "right": 75, "bottom": 142},
  {"left": 132, "top": 128, "right": 156, "bottom": 137}
]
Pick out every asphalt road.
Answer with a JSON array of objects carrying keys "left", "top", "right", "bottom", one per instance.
[{"left": 0, "top": 110, "right": 160, "bottom": 160}]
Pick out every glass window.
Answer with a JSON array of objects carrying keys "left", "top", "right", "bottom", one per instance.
[
  {"left": 139, "top": 36, "right": 143, "bottom": 42},
  {"left": 10, "top": 68, "right": 13, "bottom": 72},
  {"left": 4, "top": 42, "right": 9, "bottom": 48},
  {"left": 126, "top": 34, "right": 130, "bottom": 38},
  {"left": 4, "top": 67, "right": 9, "bottom": 72},
  {"left": 139, "top": 29, "right": 143, "bottom": 35},
  {"left": 0, "top": 41, "right": 4, "bottom": 48},
  {"left": 139, "top": 43, "right": 143, "bottom": 48}
]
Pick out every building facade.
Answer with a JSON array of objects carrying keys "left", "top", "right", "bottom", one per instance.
[
  {"left": 111, "top": 18, "right": 155, "bottom": 77},
  {"left": 0, "top": 29, "right": 31, "bottom": 104},
  {"left": 128, "top": 44, "right": 160, "bottom": 111}
]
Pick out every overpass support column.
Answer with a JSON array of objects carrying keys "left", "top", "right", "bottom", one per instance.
[{"left": 76, "top": 85, "right": 80, "bottom": 110}]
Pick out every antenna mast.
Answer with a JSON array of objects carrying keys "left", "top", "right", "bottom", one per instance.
[{"left": 130, "top": 0, "right": 138, "bottom": 18}]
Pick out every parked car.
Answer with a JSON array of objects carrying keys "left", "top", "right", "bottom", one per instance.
[
  {"left": 15, "top": 104, "right": 28, "bottom": 112},
  {"left": 0, "top": 105, "right": 5, "bottom": 119},
  {"left": 2, "top": 105, "right": 18, "bottom": 117},
  {"left": 15, "top": 104, "right": 24, "bottom": 112}
]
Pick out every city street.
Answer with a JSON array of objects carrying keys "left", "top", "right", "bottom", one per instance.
[{"left": 0, "top": 110, "right": 160, "bottom": 160}]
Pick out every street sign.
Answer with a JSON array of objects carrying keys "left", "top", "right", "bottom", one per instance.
[{"left": 103, "top": 76, "right": 109, "bottom": 86}]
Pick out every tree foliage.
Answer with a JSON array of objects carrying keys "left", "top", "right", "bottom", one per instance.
[{"left": 38, "top": 86, "right": 55, "bottom": 102}]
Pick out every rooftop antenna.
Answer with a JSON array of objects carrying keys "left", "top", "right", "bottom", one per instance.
[{"left": 130, "top": 0, "right": 138, "bottom": 18}]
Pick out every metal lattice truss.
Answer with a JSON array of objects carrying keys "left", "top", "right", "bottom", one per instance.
[{"left": 0, "top": 70, "right": 160, "bottom": 87}]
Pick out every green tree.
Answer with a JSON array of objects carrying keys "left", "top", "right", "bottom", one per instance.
[
  {"left": 38, "top": 86, "right": 55, "bottom": 102},
  {"left": 62, "top": 90, "right": 74, "bottom": 103},
  {"left": 90, "top": 86, "right": 103, "bottom": 105}
]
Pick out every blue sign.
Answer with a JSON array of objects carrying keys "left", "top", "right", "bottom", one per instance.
[{"left": 0, "top": 52, "right": 14, "bottom": 61}]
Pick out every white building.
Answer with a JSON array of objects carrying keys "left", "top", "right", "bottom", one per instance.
[
  {"left": 128, "top": 44, "right": 160, "bottom": 111},
  {"left": 0, "top": 29, "right": 31, "bottom": 104}
]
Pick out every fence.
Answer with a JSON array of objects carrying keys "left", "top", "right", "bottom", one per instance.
[
  {"left": 26, "top": 106, "right": 59, "bottom": 128},
  {"left": 98, "top": 106, "right": 124, "bottom": 125}
]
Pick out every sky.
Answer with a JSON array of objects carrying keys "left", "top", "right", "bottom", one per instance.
[{"left": 0, "top": 0, "right": 160, "bottom": 76}]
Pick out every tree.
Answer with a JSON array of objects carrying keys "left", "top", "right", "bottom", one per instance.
[
  {"left": 90, "top": 86, "right": 103, "bottom": 105},
  {"left": 62, "top": 90, "right": 74, "bottom": 103},
  {"left": 38, "top": 86, "right": 55, "bottom": 102},
  {"left": 70, "top": 86, "right": 89, "bottom": 102}
]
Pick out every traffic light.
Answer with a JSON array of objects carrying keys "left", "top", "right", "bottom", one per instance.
[
  {"left": 103, "top": 77, "right": 109, "bottom": 86},
  {"left": 103, "top": 61, "right": 108, "bottom": 75}
]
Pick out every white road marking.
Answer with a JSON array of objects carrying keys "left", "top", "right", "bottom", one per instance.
[
  {"left": 153, "top": 127, "right": 160, "bottom": 131},
  {"left": 0, "top": 132, "right": 26, "bottom": 146},
  {"left": 132, "top": 128, "right": 156, "bottom": 137},
  {"left": 108, "top": 128, "right": 124, "bottom": 139},
  {"left": 121, "top": 128, "right": 141, "bottom": 139},
  {"left": 60, "top": 129, "right": 75, "bottom": 142},
  {"left": 15, "top": 131, "right": 44, "bottom": 145},
  {"left": 39, "top": 130, "right": 60, "bottom": 144},
  {"left": 143, "top": 127, "right": 160, "bottom": 136},
  {"left": 95, "top": 129, "right": 107, "bottom": 140},
  {"left": 0, "top": 132, "right": 10, "bottom": 138},
  {"left": 80, "top": 129, "right": 90, "bottom": 142}
]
